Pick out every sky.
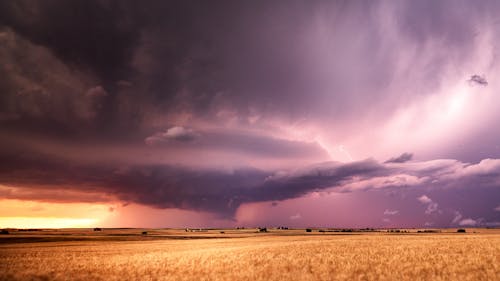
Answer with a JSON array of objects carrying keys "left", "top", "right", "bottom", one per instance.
[{"left": 0, "top": 0, "right": 499, "bottom": 229}]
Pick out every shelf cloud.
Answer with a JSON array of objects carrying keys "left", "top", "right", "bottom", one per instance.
[{"left": 1, "top": 0, "right": 499, "bottom": 227}]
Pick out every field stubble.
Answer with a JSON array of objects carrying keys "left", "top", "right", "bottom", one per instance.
[{"left": 0, "top": 230, "right": 498, "bottom": 281}]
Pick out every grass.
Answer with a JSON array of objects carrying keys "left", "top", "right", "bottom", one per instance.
[{"left": 0, "top": 228, "right": 499, "bottom": 280}]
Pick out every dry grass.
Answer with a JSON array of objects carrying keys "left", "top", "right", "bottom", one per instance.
[{"left": 0, "top": 229, "right": 499, "bottom": 281}]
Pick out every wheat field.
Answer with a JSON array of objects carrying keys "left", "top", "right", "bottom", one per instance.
[{"left": 0, "top": 229, "right": 499, "bottom": 281}]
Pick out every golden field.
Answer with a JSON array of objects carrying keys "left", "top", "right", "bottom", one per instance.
[{"left": 0, "top": 228, "right": 499, "bottom": 281}]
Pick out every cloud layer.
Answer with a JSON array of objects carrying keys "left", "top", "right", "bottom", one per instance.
[
  {"left": 1, "top": 1, "right": 500, "bottom": 226},
  {"left": 1, "top": 139, "right": 499, "bottom": 223}
]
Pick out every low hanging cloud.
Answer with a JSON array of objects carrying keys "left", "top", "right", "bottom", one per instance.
[
  {"left": 417, "top": 195, "right": 439, "bottom": 215},
  {"left": 458, "top": 218, "right": 478, "bottom": 226},
  {"left": 452, "top": 211, "right": 463, "bottom": 224},
  {"left": 1, "top": 143, "right": 500, "bottom": 219},
  {"left": 451, "top": 212, "right": 479, "bottom": 226}
]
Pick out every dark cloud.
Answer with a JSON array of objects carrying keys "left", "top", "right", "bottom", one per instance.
[
  {"left": 1, "top": 139, "right": 499, "bottom": 220},
  {"left": 0, "top": 0, "right": 213, "bottom": 139},
  {"left": 1, "top": 1, "right": 500, "bottom": 226},
  {"left": 385, "top": 152, "right": 413, "bottom": 163},
  {"left": 0, "top": 27, "right": 119, "bottom": 139},
  {"left": 1, "top": 0, "right": 498, "bottom": 144},
  {"left": 468, "top": 74, "right": 488, "bottom": 86},
  {"left": 0, "top": 0, "right": 142, "bottom": 82},
  {"left": 0, "top": 147, "right": 383, "bottom": 217}
]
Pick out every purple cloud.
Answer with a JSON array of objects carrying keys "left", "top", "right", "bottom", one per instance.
[
  {"left": 1, "top": 142, "right": 499, "bottom": 222},
  {"left": 417, "top": 195, "right": 432, "bottom": 204},
  {"left": 1, "top": 1, "right": 500, "bottom": 227},
  {"left": 452, "top": 211, "right": 463, "bottom": 224},
  {"left": 385, "top": 153, "right": 413, "bottom": 163},
  {"left": 145, "top": 126, "right": 199, "bottom": 144},
  {"left": 417, "top": 195, "right": 439, "bottom": 215},
  {"left": 458, "top": 218, "right": 478, "bottom": 226}
]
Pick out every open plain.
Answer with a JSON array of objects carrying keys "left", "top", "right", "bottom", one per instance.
[{"left": 0, "top": 228, "right": 499, "bottom": 281}]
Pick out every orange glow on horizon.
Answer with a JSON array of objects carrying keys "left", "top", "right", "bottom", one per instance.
[
  {"left": 0, "top": 217, "right": 98, "bottom": 229},
  {"left": 0, "top": 198, "right": 234, "bottom": 229},
  {"left": 0, "top": 199, "right": 118, "bottom": 229}
]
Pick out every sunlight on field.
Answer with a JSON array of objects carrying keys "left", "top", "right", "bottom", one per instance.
[{"left": 0, "top": 230, "right": 499, "bottom": 281}]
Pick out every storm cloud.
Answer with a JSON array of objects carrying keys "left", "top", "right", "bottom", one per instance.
[
  {"left": 2, "top": 0, "right": 499, "bottom": 139},
  {"left": 1, "top": 1, "right": 500, "bottom": 226},
  {"left": 1, "top": 138, "right": 499, "bottom": 220}
]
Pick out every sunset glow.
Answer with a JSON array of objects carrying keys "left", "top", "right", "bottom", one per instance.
[
  {"left": 0, "top": 199, "right": 115, "bottom": 228},
  {"left": 0, "top": 0, "right": 499, "bottom": 228},
  {"left": 0, "top": 217, "right": 98, "bottom": 229}
]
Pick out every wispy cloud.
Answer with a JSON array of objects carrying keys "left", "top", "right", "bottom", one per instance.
[
  {"left": 467, "top": 74, "right": 488, "bottom": 86},
  {"left": 452, "top": 211, "right": 463, "bottom": 224},
  {"left": 145, "top": 126, "right": 199, "bottom": 145},
  {"left": 383, "top": 209, "right": 399, "bottom": 215},
  {"left": 385, "top": 153, "right": 413, "bottom": 164},
  {"left": 417, "top": 195, "right": 439, "bottom": 215}
]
